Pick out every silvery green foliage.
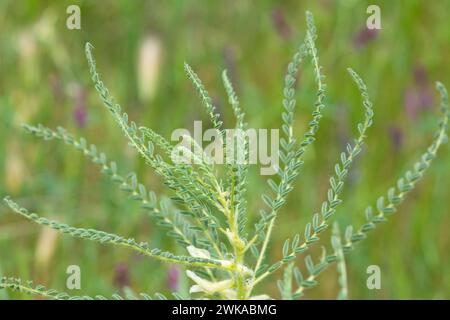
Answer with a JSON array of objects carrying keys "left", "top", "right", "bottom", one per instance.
[{"left": 1, "top": 11, "right": 449, "bottom": 300}]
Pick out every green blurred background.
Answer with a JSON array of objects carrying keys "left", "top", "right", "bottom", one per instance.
[{"left": 0, "top": 0, "right": 449, "bottom": 299}]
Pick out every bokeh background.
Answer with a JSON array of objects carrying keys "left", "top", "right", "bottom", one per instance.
[{"left": 1, "top": 0, "right": 449, "bottom": 299}]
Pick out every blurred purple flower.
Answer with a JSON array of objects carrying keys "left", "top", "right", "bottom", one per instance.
[
  {"left": 73, "top": 85, "right": 87, "bottom": 127},
  {"left": 403, "top": 88, "right": 434, "bottom": 120},
  {"left": 167, "top": 265, "right": 179, "bottom": 291},
  {"left": 413, "top": 65, "right": 428, "bottom": 86},
  {"left": 353, "top": 27, "right": 378, "bottom": 49},
  {"left": 114, "top": 263, "right": 130, "bottom": 289},
  {"left": 271, "top": 8, "right": 291, "bottom": 40},
  {"left": 388, "top": 126, "right": 403, "bottom": 152},
  {"left": 404, "top": 65, "right": 434, "bottom": 120},
  {"left": 74, "top": 106, "right": 87, "bottom": 128}
]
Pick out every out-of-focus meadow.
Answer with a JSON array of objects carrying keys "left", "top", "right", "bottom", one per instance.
[{"left": 0, "top": 0, "right": 449, "bottom": 299}]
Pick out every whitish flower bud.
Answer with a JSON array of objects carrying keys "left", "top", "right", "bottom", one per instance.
[
  {"left": 186, "top": 270, "right": 232, "bottom": 295},
  {"left": 186, "top": 245, "right": 211, "bottom": 259},
  {"left": 137, "top": 35, "right": 162, "bottom": 102}
]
